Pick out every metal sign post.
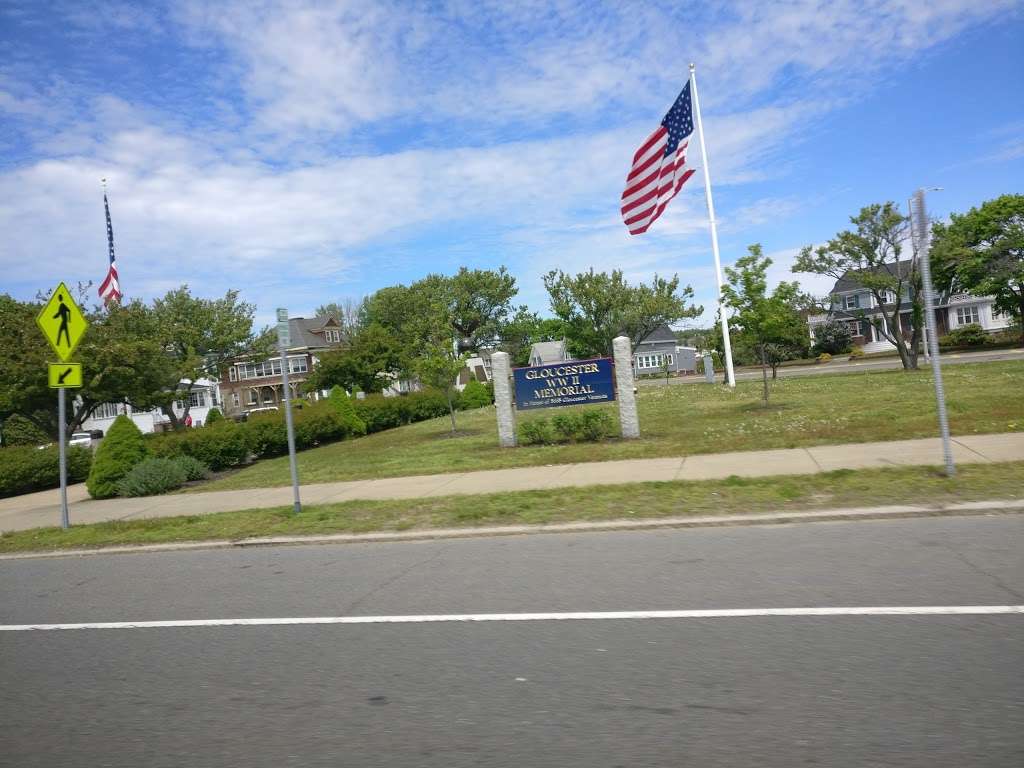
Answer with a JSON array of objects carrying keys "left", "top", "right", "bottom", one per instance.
[
  {"left": 277, "top": 308, "right": 302, "bottom": 514},
  {"left": 911, "top": 188, "right": 955, "bottom": 477},
  {"left": 37, "top": 282, "right": 89, "bottom": 529}
]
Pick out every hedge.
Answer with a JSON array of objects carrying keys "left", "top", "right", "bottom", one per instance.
[
  {"left": 460, "top": 379, "right": 492, "bottom": 409},
  {"left": 149, "top": 421, "right": 250, "bottom": 471},
  {"left": 0, "top": 444, "right": 92, "bottom": 498},
  {"left": 87, "top": 415, "right": 149, "bottom": 499}
]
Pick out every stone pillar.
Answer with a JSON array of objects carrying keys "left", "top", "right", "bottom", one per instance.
[
  {"left": 490, "top": 351, "right": 517, "bottom": 448},
  {"left": 612, "top": 335, "right": 640, "bottom": 439},
  {"left": 703, "top": 353, "right": 715, "bottom": 384}
]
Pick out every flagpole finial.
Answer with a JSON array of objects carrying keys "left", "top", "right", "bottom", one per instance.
[{"left": 689, "top": 62, "right": 695, "bottom": 72}]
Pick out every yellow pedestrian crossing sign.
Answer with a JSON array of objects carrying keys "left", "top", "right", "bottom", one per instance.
[
  {"left": 36, "top": 282, "right": 88, "bottom": 362},
  {"left": 48, "top": 362, "right": 83, "bottom": 389}
]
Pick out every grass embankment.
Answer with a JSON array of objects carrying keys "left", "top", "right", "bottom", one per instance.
[
  {"left": 3, "top": 461, "right": 1023, "bottom": 553},
  {"left": 195, "top": 362, "right": 1024, "bottom": 492}
]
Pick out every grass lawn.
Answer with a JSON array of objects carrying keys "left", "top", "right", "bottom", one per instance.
[
  {"left": 4, "top": 461, "right": 1023, "bottom": 553},
  {"left": 193, "top": 361, "right": 1024, "bottom": 492}
]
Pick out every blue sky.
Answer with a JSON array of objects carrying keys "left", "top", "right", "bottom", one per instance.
[{"left": 2, "top": 0, "right": 1022, "bottom": 330}]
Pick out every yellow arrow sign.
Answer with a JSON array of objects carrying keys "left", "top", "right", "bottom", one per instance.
[
  {"left": 48, "top": 362, "right": 83, "bottom": 389},
  {"left": 36, "top": 282, "right": 89, "bottom": 362}
]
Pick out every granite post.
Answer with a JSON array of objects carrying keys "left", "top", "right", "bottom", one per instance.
[
  {"left": 612, "top": 335, "right": 640, "bottom": 439},
  {"left": 491, "top": 351, "right": 517, "bottom": 448}
]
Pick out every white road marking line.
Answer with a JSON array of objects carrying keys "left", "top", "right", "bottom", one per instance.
[{"left": 1, "top": 606, "right": 1022, "bottom": 631}]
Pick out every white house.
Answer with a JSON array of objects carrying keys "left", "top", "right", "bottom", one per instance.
[{"left": 79, "top": 378, "right": 223, "bottom": 435}]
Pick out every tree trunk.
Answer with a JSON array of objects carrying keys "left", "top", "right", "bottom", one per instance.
[
  {"left": 445, "top": 388, "right": 457, "bottom": 434},
  {"left": 760, "top": 344, "right": 769, "bottom": 406}
]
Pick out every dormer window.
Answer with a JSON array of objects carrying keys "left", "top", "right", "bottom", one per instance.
[
  {"left": 324, "top": 329, "right": 341, "bottom": 343},
  {"left": 844, "top": 294, "right": 859, "bottom": 310}
]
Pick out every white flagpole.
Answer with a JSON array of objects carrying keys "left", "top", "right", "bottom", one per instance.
[{"left": 689, "top": 62, "right": 736, "bottom": 387}]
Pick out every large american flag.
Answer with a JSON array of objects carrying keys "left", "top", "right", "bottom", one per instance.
[
  {"left": 98, "top": 189, "right": 122, "bottom": 304},
  {"left": 620, "top": 81, "right": 697, "bottom": 235}
]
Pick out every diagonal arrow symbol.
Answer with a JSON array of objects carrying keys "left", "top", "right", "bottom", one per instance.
[{"left": 58, "top": 367, "right": 73, "bottom": 384}]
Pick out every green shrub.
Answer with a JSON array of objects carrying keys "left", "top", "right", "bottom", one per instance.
[
  {"left": 292, "top": 402, "right": 346, "bottom": 449},
  {"left": 551, "top": 413, "right": 581, "bottom": 441},
  {"left": 204, "top": 408, "right": 223, "bottom": 425},
  {"left": 404, "top": 389, "right": 451, "bottom": 421},
  {"left": 0, "top": 445, "right": 92, "bottom": 497},
  {"left": 460, "top": 379, "right": 492, "bottom": 409},
  {"left": 848, "top": 346, "right": 865, "bottom": 359},
  {"left": 812, "top": 319, "right": 853, "bottom": 355},
  {"left": 326, "top": 386, "right": 367, "bottom": 436},
  {"left": 520, "top": 417, "right": 556, "bottom": 445},
  {"left": 939, "top": 323, "right": 988, "bottom": 349},
  {"left": 173, "top": 455, "right": 210, "bottom": 481},
  {"left": 117, "top": 457, "right": 189, "bottom": 497},
  {"left": 353, "top": 389, "right": 452, "bottom": 434},
  {"left": 816, "top": 352, "right": 832, "bottom": 363},
  {"left": 0, "top": 414, "right": 50, "bottom": 447},
  {"left": 242, "top": 414, "right": 289, "bottom": 457},
  {"left": 578, "top": 410, "right": 614, "bottom": 441},
  {"left": 150, "top": 421, "right": 250, "bottom": 471},
  {"left": 86, "top": 415, "right": 149, "bottom": 499}
]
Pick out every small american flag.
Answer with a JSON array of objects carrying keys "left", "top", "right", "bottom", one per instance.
[
  {"left": 98, "top": 189, "right": 122, "bottom": 304},
  {"left": 620, "top": 81, "right": 697, "bottom": 235}
]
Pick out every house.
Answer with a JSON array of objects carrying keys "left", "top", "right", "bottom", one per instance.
[
  {"left": 79, "top": 378, "right": 222, "bottom": 434},
  {"left": 457, "top": 351, "right": 493, "bottom": 390},
  {"left": 219, "top": 315, "right": 344, "bottom": 417},
  {"left": 806, "top": 261, "right": 1011, "bottom": 353},
  {"left": 528, "top": 339, "right": 570, "bottom": 366},
  {"left": 633, "top": 324, "right": 695, "bottom": 375}
]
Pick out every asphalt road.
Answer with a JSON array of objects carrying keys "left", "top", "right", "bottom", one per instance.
[
  {"left": 2, "top": 515, "right": 1022, "bottom": 767},
  {"left": 645, "top": 346, "right": 1024, "bottom": 385}
]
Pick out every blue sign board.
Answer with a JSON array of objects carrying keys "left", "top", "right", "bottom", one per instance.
[{"left": 513, "top": 358, "right": 616, "bottom": 410}]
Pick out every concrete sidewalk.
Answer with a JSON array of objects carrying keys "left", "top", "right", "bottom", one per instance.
[{"left": 2, "top": 432, "right": 1022, "bottom": 533}]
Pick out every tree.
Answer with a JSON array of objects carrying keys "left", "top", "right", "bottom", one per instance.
[
  {"left": 151, "top": 287, "right": 261, "bottom": 429},
  {"left": 794, "top": 202, "right": 922, "bottom": 370},
  {"left": 723, "top": 245, "right": 809, "bottom": 403},
  {"left": 0, "top": 294, "right": 174, "bottom": 439},
  {"left": 499, "top": 308, "right": 566, "bottom": 366},
  {"left": 413, "top": 341, "right": 468, "bottom": 433},
  {"left": 305, "top": 323, "right": 405, "bottom": 394},
  {"left": 931, "top": 194, "right": 1024, "bottom": 344},
  {"left": 543, "top": 269, "right": 701, "bottom": 358}
]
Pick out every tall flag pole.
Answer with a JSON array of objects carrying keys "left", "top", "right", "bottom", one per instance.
[
  {"left": 620, "top": 65, "right": 735, "bottom": 386},
  {"left": 98, "top": 179, "right": 122, "bottom": 304},
  {"left": 688, "top": 63, "right": 735, "bottom": 387}
]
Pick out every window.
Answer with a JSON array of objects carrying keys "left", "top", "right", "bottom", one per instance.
[
  {"left": 324, "top": 329, "right": 341, "bottom": 343},
  {"left": 844, "top": 294, "right": 860, "bottom": 310},
  {"left": 231, "top": 392, "right": 240, "bottom": 408},
  {"left": 288, "top": 356, "right": 308, "bottom": 374},
  {"left": 237, "top": 359, "right": 283, "bottom": 380},
  {"left": 93, "top": 402, "right": 121, "bottom": 419},
  {"left": 956, "top": 306, "right": 980, "bottom": 326},
  {"left": 248, "top": 390, "right": 258, "bottom": 406},
  {"left": 848, "top": 321, "right": 863, "bottom": 337},
  {"left": 188, "top": 391, "right": 206, "bottom": 408},
  {"left": 635, "top": 354, "right": 665, "bottom": 369},
  {"left": 228, "top": 366, "right": 238, "bottom": 382}
]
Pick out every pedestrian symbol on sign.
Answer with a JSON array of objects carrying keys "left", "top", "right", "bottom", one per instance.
[{"left": 36, "top": 282, "right": 89, "bottom": 362}]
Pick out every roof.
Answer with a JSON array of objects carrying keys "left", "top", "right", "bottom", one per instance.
[
  {"left": 831, "top": 260, "right": 915, "bottom": 294},
  {"left": 529, "top": 339, "right": 567, "bottom": 364},
  {"left": 287, "top": 317, "right": 341, "bottom": 350},
  {"left": 637, "top": 323, "right": 677, "bottom": 345}
]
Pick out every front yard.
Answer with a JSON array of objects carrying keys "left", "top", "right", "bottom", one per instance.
[{"left": 193, "top": 361, "right": 1024, "bottom": 492}]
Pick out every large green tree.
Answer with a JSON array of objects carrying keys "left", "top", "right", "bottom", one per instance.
[
  {"left": 151, "top": 287, "right": 261, "bottom": 428},
  {"left": 499, "top": 308, "right": 566, "bottom": 366},
  {"left": 0, "top": 294, "right": 173, "bottom": 439},
  {"left": 723, "top": 245, "right": 809, "bottom": 403},
  {"left": 931, "top": 194, "right": 1024, "bottom": 344},
  {"left": 304, "top": 323, "right": 405, "bottom": 394},
  {"left": 794, "top": 202, "right": 922, "bottom": 370},
  {"left": 543, "top": 269, "right": 701, "bottom": 358}
]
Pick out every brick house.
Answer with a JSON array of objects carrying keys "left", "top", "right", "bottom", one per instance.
[{"left": 219, "top": 316, "right": 344, "bottom": 418}]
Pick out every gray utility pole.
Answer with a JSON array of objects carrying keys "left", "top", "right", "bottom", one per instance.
[
  {"left": 910, "top": 188, "right": 955, "bottom": 477},
  {"left": 57, "top": 388, "right": 69, "bottom": 529},
  {"left": 277, "top": 308, "right": 302, "bottom": 513}
]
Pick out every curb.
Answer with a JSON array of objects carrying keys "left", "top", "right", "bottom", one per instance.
[{"left": 2, "top": 499, "right": 1023, "bottom": 560}]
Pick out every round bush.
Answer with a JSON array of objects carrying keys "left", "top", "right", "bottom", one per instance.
[
  {"left": 816, "top": 352, "right": 832, "bottom": 363},
  {"left": 87, "top": 415, "right": 149, "bottom": 499},
  {"left": 117, "top": 457, "right": 188, "bottom": 497},
  {"left": 460, "top": 379, "right": 492, "bottom": 409},
  {"left": 205, "top": 408, "right": 223, "bottom": 425},
  {"left": 520, "top": 418, "right": 556, "bottom": 445},
  {"left": 173, "top": 454, "right": 210, "bottom": 481}
]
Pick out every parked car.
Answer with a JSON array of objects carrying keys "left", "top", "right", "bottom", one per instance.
[{"left": 69, "top": 432, "right": 92, "bottom": 448}]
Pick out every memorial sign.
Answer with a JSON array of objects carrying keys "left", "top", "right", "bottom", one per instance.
[{"left": 513, "top": 358, "right": 616, "bottom": 410}]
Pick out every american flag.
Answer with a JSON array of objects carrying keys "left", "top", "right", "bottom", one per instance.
[
  {"left": 98, "top": 189, "right": 122, "bottom": 304},
  {"left": 620, "top": 81, "right": 697, "bottom": 235}
]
